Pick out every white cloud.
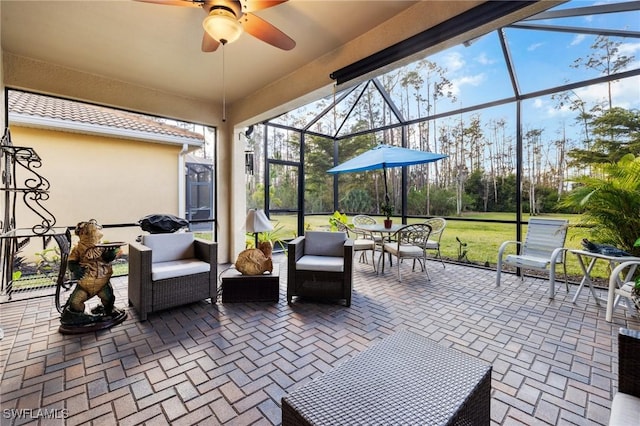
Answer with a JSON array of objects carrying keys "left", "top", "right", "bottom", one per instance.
[
  {"left": 528, "top": 42, "right": 544, "bottom": 52},
  {"left": 441, "top": 52, "right": 465, "bottom": 72},
  {"left": 458, "top": 74, "right": 485, "bottom": 86},
  {"left": 527, "top": 75, "right": 640, "bottom": 122},
  {"left": 528, "top": 96, "right": 575, "bottom": 120},
  {"left": 574, "top": 76, "right": 640, "bottom": 109},
  {"left": 450, "top": 74, "right": 486, "bottom": 97},
  {"left": 475, "top": 53, "right": 495, "bottom": 65},
  {"left": 570, "top": 34, "right": 586, "bottom": 47},
  {"left": 546, "top": 103, "right": 572, "bottom": 118},
  {"left": 536, "top": 98, "right": 565, "bottom": 118},
  {"left": 618, "top": 42, "right": 640, "bottom": 57}
]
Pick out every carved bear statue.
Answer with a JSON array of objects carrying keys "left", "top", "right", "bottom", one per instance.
[{"left": 60, "top": 219, "right": 122, "bottom": 326}]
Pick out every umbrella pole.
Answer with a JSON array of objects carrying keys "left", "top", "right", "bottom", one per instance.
[{"left": 383, "top": 166, "right": 390, "bottom": 205}]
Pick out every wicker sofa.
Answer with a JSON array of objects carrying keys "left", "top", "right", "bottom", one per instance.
[
  {"left": 287, "top": 231, "right": 353, "bottom": 306},
  {"left": 609, "top": 328, "right": 640, "bottom": 425},
  {"left": 128, "top": 232, "right": 217, "bottom": 320}
]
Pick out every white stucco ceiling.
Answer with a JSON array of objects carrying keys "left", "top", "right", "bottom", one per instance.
[
  {"left": 1, "top": 1, "right": 422, "bottom": 105},
  {"left": 1, "top": 1, "right": 558, "bottom": 125}
]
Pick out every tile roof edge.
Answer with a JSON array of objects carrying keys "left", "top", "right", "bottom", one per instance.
[
  {"left": 9, "top": 112, "right": 204, "bottom": 147},
  {"left": 7, "top": 90, "right": 206, "bottom": 144}
]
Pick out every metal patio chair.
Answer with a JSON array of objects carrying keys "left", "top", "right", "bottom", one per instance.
[
  {"left": 383, "top": 223, "right": 433, "bottom": 282},
  {"left": 422, "top": 217, "right": 447, "bottom": 268},
  {"left": 495, "top": 218, "right": 569, "bottom": 297},
  {"left": 336, "top": 222, "right": 377, "bottom": 272},
  {"left": 352, "top": 215, "right": 383, "bottom": 242}
]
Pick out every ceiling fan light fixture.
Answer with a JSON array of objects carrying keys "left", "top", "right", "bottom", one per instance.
[{"left": 203, "top": 7, "right": 243, "bottom": 44}]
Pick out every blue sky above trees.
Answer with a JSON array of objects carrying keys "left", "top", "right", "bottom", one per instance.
[
  {"left": 426, "top": 0, "right": 639, "bottom": 139},
  {"left": 384, "top": 0, "right": 639, "bottom": 168}
]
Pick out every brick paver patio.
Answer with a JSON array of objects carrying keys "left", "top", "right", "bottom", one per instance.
[{"left": 1, "top": 255, "right": 638, "bottom": 425}]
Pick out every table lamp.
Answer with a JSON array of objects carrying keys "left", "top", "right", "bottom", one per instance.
[{"left": 245, "top": 209, "right": 273, "bottom": 247}]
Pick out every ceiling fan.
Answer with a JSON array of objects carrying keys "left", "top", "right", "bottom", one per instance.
[{"left": 136, "top": 0, "right": 296, "bottom": 52}]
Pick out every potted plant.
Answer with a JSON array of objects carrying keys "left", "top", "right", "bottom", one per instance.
[
  {"left": 245, "top": 221, "right": 293, "bottom": 256},
  {"left": 380, "top": 203, "right": 394, "bottom": 228}
]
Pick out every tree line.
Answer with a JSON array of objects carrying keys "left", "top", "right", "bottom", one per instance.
[{"left": 247, "top": 36, "right": 638, "bottom": 225}]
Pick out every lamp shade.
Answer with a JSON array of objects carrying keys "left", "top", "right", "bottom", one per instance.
[
  {"left": 203, "top": 9, "right": 243, "bottom": 44},
  {"left": 245, "top": 209, "right": 273, "bottom": 233}
]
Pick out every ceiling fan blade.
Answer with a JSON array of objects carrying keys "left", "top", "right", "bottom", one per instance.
[
  {"left": 243, "top": 1, "right": 288, "bottom": 13},
  {"left": 241, "top": 13, "right": 295, "bottom": 50},
  {"left": 134, "top": 0, "right": 201, "bottom": 7},
  {"left": 202, "top": 32, "right": 220, "bottom": 52}
]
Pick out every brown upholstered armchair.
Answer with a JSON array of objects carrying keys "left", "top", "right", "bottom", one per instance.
[
  {"left": 287, "top": 231, "right": 353, "bottom": 307},
  {"left": 128, "top": 232, "right": 217, "bottom": 320}
]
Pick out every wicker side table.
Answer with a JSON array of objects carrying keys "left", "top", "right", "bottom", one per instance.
[
  {"left": 282, "top": 330, "right": 491, "bottom": 425},
  {"left": 221, "top": 264, "right": 279, "bottom": 302}
]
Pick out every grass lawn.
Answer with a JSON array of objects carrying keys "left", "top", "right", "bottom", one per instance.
[
  {"left": 269, "top": 212, "right": 611, "bottom": 281},
  {"left": 11, "top": 212, "right": 614, "bottom": 293},
  {"left": 13, "top": 261, "right": 130, "bottom": 292}
]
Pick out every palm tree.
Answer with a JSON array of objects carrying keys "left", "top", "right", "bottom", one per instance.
[{"left": 562, "top": 154, "right": 640, "bottom": 254}]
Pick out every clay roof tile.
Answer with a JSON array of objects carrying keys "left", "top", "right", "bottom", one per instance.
[{"left": 8, "top": 91, "right": 205, "bottom": 142}]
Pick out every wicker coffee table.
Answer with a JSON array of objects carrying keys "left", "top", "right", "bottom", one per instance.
[{"left": 282, "top": 330, "right": 491, "bottom": 425}]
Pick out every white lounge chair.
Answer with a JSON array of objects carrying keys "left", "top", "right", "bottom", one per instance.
[
  {"left": 606, "top": 260, "right": 640, "bottom": 322},
  {"left": 496, "top": 218, "right": 569, "bottom": 298}
]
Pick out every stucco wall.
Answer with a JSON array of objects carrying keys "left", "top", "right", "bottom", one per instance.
[
  {"left": 10, "top": 125, "right": 181, "bottom": 253},
  {"left": 3, "top": 55, "right": 232, "bottom": 262}
]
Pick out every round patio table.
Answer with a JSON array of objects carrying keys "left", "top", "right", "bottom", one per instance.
[{"left": 355, "top": 223, "right": 403, "bottom": 273}]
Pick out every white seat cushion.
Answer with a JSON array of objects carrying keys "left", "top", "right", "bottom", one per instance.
[
  {"left": 296, "top": 255, "right": 344, "bottom": 273},
  {"left": 384, "top": 243, "right": 424, "bottom": 257},
  {"left": 423, "top": 239, "right": 439, "bottom": 249},
  {"left": 504, "top": 254, "right": 550, "bottom": 270},
  {"left": 353, "top": 239, "right": 375, "bottom": 250},
  {"left": 609, "top": 392, "right": 640, "bottom": 425},
  {"left": 151, "top": 259, "right": 210, "bottom": 281}
]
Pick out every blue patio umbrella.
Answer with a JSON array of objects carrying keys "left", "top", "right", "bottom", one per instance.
[{"left": 327, "top": 144, "right": 448, "bottom": 204}]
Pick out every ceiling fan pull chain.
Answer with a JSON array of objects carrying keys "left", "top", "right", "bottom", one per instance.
[{"left": 222, "top": 41, "right": 227, "bottom": 123}]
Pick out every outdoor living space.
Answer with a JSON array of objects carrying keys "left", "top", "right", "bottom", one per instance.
[
  {"left": 1, "top": 255, "right": 638, "bottom": 425},
  {"left": 2, "top": 1, "right": 640, "bottom": 424}
]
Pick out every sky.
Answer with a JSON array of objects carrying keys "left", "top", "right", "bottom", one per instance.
[
  {"left": 265, "top": 0, "right": 640, "bottom": 172},
  {"left": 420, "top": 0, "right": 640, "bottom": 151}
]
